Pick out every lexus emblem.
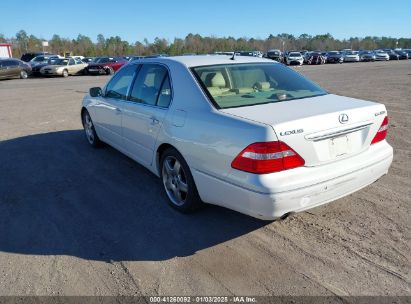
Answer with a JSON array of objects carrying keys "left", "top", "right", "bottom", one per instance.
[{"left": 339, "top": 113, "right": 349, "bottom": 124}]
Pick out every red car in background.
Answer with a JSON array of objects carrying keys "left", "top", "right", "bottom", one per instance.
[{"left": 85, "top": 57, "right": 128, "bottom": 75}]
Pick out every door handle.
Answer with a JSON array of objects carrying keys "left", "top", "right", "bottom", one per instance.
[{"left": 150, "top": 117, "right": 160, "bottom": 125}]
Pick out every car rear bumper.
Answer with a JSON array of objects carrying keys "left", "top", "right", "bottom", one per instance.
[{"left": 193, "top": 141, "right": 393, "bottom": 220}]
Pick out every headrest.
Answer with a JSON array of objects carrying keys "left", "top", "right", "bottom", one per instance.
[
  {"left": 206, "top": 72, "right": 226, "bottom": 88},
  {"left": 255, "top": 82, "right": 270, "bottom": 91}
]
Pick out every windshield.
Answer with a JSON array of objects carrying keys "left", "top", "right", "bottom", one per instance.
[
  {"left": 191, "top": 63, "right": 327, "bottom": 109},
  {"left": 95, "top": 57, "right": 114, "bottom": 63},
  {"left": 289, "top": 52, "right": 301, "bottom": 57},
  {"left": 31, "top": 56, "right": 46, "bottom": 62},
  {"left": 328, "top": 51, "right": 339, "bottom": 55}
]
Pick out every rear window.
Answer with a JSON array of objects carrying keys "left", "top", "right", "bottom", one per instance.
[{"left": 191, "top": 63, "right": 327, "bottom": 109}]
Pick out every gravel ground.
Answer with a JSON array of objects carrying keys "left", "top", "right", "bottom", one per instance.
[{"left": 0, "top": 60, "right": 410, "bottom": 297}]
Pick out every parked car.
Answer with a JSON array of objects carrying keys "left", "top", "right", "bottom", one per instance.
[
  {"left": 285, "top": 52, "right": 304, "bottom": 65},
  {"left": 85, "top": 57, "right": 129, "bottom": 75},
  {"left": 374, "top": 51, "right": 389, "bottom": 61},
  {"left": 0, "top": 58, "right": 32, "bottom": 79},
  {"left": 394, "top": 50, "right": 408, "bottom": 60},
  {"left": 40, "top": 57, "right": 88, "bottom": 77},
  {"left": 359, "top": 51, "right": 376, "bottom": 62},
  {"left": 265, "top": 49, "right": 283, "bottom": 62},
  {"left": 29, "top": 54, "right": 61, "bottom": 67},
  {"left": 31, "top": 57, "right": 61, "bottom": 76},
  {"left": 326, "top": 51, "right": 344, "bottom": 63},
  {"left": 384, "top": 50, "right": 400, "bottom": 60},
  {"left": 306, "top": 52, "right": 326, "bottom": 65},
  {"left": 20, "top": 52, "right": 50, "bottom": 62},
  {"left": 343, "top": 51, "right": 360, "bottom": 62},
  {"left": 403, "top": 49, "right": 411, "bottom": 58},
  {"left": 80, "top": 55, "right": 393, "bottom": 220}
]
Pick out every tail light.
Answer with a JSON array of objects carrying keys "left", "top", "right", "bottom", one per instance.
[
  {"left": 371, "top": 116, "right": 388, "bottom": 145},
  {"left": 231, "top": 141, "right": 305, "bottom": 174}
]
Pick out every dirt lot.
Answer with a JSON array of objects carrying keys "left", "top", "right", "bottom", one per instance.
[{"left": 0, "top": 60, "right": 410, "bottom": 297}]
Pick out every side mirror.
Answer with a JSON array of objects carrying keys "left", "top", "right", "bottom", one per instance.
[{"left": 89, "top": 87, "right": 102, "bottom": 97}]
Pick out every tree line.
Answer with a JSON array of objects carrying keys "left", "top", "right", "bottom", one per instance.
[{"left": 1, "top": 30, "right": 410, "bottom": 58}]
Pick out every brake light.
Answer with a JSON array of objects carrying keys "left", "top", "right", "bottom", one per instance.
[
  {"left": 371, "top": 116, "right": 388, "bottom": 145},
  {"left": 231, "top": 141, "right": 305, "bottom": 174}
]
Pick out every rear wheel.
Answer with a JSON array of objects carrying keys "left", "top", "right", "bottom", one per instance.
[
  {"left": 20, "top": 70, "right": 28, "bottom": 79},
  {"left": 62, "top": 69, "right": 69, "bottom": 78},
  {"left": 161, "top": 148, "right": 202, "bottom": 213}
]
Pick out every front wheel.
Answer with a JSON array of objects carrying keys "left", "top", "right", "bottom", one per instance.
[
  {"left": 82, "top": 110, "right": 102, "bottom": 148},
  {"left": 62, "top": 69, "right": 69, "bottom": 78},
  {"left": 105, "top": 67, "right": 114, "bottom": 75},
  {"left": 20, "top": 70, "right": 28, "bottom": 79},
  {"left": 161, "top": 148, "right": 202, "bottom": 213}
]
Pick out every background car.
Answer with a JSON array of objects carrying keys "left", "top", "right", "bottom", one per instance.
[
  {"left": 343, "top": 51, "right": 360, "bottom": 62},
  {"left": 29, "top": 54, "right": 61, "bottom": 67},
  {"left": 374, "top": 51, "right": 390, "bottom": 61},
  {"left": 31, "top": 57, "right": 60, "bottom": 76},
  {"left": 0, "top": 58, "right": 31, "bottom": 79},
  {"left": 384, "top": 49, "right": 400, "bottom": 60},
  {"left": 306, "top": 52, "right": 326, "bottom": 65},
  {"left": 326, "top": 51, "right": 344, "bottom": 63},
  {"left": 359, "top": 51, "right": 376, "bottom": 62},
  {"left": 394, "top": 50, "right": 408, "bottom": 60},
  {"left": 85, "top": 57, "right": 128, "bottom": 75},
  {"left": 265, "top": 49, "right": 283, "bottom": 62},
  {"left": 40, "top": 57, "right": 88, "bottom": 77},
  {"left": 285, "top": 52, "right": 304, "bottom": 65},
  {"left": 20, "top": 52, "right": 50, "bottom": 62}
]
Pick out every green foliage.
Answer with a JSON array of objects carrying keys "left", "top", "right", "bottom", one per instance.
[{"left": 4, "top": 30, "right": 411, "bottom": 58}]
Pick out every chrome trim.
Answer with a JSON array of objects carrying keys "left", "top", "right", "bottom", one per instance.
[{"left": 305, "top": 122, "right": 373, "bottom": 141}]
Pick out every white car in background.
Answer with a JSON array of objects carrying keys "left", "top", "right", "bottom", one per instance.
[
  {"left": 81, "top": 55, "right": 393, "bottom": 220},
  {"left": 286, "top": 52, "right": 304, "bottom": 65},
  {"left": 374, "top": 51, "right": 390, "bottom": 61},
  {"left": 343, "top": 51, "right": 360, "bottom": 62}
]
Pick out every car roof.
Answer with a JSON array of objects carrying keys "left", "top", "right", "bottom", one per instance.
[{"left": 131, "top": 55, "right": 274, "bottom": 67}]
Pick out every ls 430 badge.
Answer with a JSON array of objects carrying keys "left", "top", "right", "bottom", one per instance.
[{"left": 279, "top": 129, "right": 304, "bottom": 136}]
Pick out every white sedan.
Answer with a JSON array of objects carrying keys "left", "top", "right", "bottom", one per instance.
[
  {"left": 81, "top": 55, "right": 393, "bottom": 220},
  {"left": 286, "top": 52, "right": 304, "bottom": 65}
]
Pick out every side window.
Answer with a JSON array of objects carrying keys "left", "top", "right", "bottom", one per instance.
[
  {"left": 129, "top": 64, "right": 171, "bottom": 107},
  {"left": 157, "top": 75, "right": 172, "bottom": 108},
  {"left": 75, "top": 59, "right": 82, "bottom": 65},
  {"left": 69, "top": 59, "right": 75, "bottom": 65},
  {"left": 105, "top": 65, "right": 137, "bottom": 100}
]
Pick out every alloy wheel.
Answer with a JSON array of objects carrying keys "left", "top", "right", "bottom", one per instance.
[{"left": 162, "top": 156, "right": 189, "bottom": 206}]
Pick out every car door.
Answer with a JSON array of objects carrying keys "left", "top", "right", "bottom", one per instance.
[
  {"left": 0, "top": 60, "right": 15, "bottom": 78},
  {"left": 67, "top": 58, "right": 76, "bottom": 74},
  {"left": 121, "top": 64, "right": 172, "bottom": 166},
  {"left": 91, "top": 64, "right": 137, "bottom": 150},
  {"left": 73, "top": 58, "right": 85, "bottom": 74}
]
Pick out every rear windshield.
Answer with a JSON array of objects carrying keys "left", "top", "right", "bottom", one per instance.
[{"left": 191, "top": 63, "right": 327, "bottom": 109}]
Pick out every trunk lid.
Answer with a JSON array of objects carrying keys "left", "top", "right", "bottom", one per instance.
[{"left": 221, "top": 94, "right": 387, "bottom": 166}]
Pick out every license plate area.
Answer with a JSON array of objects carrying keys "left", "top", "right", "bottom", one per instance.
[{"left": 329, "top": 135, "right": 350, "bottom": 158}]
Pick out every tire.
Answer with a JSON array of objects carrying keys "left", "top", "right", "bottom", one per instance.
[
  {"left": 20, "top": 70, "right": 28, "bottom": 79},
  {"left": 106, "top": 67, "right": 114, "bottom": 75},
  {"left": 62, "top": 69, "right": 69, "bottom": 78},
  {"left": 83, "top": 68, "right": 88, "bottom": 75},
  {"left": 81, "top": 110, "right": 102, "bottom": 148},
  {"left": 160, "top": 148, "right": 202, "bottom": 213}
]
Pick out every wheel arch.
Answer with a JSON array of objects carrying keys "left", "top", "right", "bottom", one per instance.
[{"left": 155, "top": 143, "right": 184, "bottom": 176}]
